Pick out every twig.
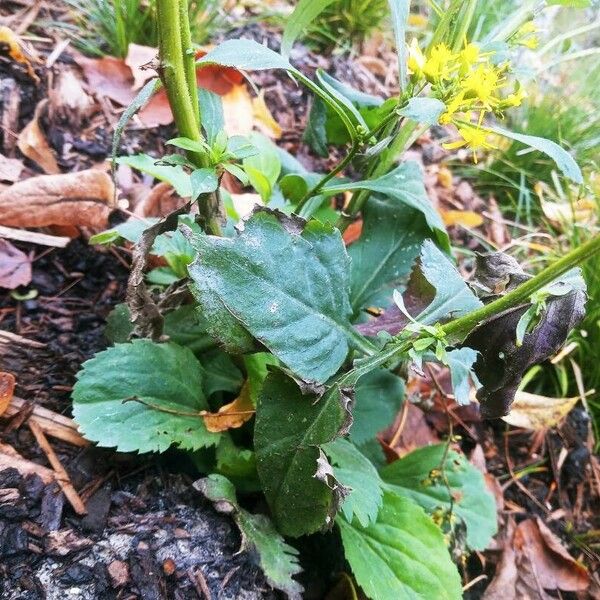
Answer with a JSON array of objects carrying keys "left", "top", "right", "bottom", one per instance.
[
  {"left": 27, "top": 420, "right": 87, "bottom": 515},
  {"left": 187, "top": 567, "right": 212, "bottom": 600}
]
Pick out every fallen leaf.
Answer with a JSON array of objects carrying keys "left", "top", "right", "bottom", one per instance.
[
  {"left": 485, "top": 196, "right": 510, "bottom": 247},
  {"left": 202, "top": 381, "right": 255, "bottom": 433},
  {"left": 138, "top": 89, "right": 173, "bottom": 127},
  {"left": 0, "top": 169, "right": 115, "bottom": 229},
  {"left": 541, "top": 198, "right": 596, "bottom": 227},
  {"left": 134, "top": 181, "right": 187, "bottom": 217},
  {"left": 17, "top": 100, "right": 60, "bottom": 175},
  {"left": 222, "top": 83, "right": 254, "bottom": 136},
  {"left": 0, "top": 372, "right": 15, "bottom": 416},
  {"left": 342, "top": 219, "right": 363, "bottom": 246},
  {"left": 0, "top": 153, "right": 24, "bottom": 183},
  {"left": 48, "top": 66, "right": 95, "bottom": 128},
  {"left": 125, "top": 43, "right": 157, "bottom": 90},
  {"left": 252, "top": 91, "right": 282, "bottom": 139},
  {"left": 0, "top": 239, "right": 31, "bottom": 289},
  {"left": 502, "top": 391, "right": 580, "bottom": 430},
  {"left": 77, "top": 54, "right": 136, "bottom": 106},
  {"left": 0, "top": 26, "right": 39, "bottom": 82},
  {"left": 231, "top": 193, "right": 262, "bottom": 219},
  {"left": 195, "top": 49, "right": 244, "bottom": 94},
  {"left": 441, "top": 209, "right": 483, "bottom": 228}
]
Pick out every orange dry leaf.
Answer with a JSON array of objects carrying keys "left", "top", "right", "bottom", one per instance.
[
  {"left": 0, "top": 373, "right": 15, "bottom": 416},
  {"left": 17, "top": 100, "right": 60, "bottom": 175},
  {"left": 0, "top": 26, "right": 39, "bottom": 82},
  {"left": 222, "top": 84, "right": 254, "bottom": 136},
  {"left": 0, "top": 169, "right": 115, "bottom": 230},
  {"left": 253, "top": 91, "right": 282, "bottom": 139},
  {"left": 343, "top": 219, "right": 363, "bottom": 246},
  {"left": 202, "top": 382, "right": 255, "bottom": 433},
  {"left": 441, "top": 209, "right": 483, "bottom": 228}
]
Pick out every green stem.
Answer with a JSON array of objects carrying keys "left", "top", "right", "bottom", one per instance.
[
  {"left": 441, "top": 234, "right": 600, "bottom": 339},
  {"left": 450, "top": 0, "right": 477, "bottom": 52}
]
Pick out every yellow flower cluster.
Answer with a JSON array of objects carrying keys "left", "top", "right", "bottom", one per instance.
[{"left": 408, "top": 39, "right": 526, "bottom": 162}]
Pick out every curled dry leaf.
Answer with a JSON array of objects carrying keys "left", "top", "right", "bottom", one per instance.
[
  {"left": 0, "top": 26, "right": 39, "bottom": 82},
  {"left": 484, "top": 517, "right": 589, "bottom": 600},
  {"left": 502, "top": 391, "right": 580, "bottom": 431},
  {"left": 252, "top": 91, "right": 282, "bottom": 139},
  {"left": 17, "top": 100, "right": 60, "bottom": 175},
  {"left": 202, "top": 381, "right": 255, "bottom": 433},
  {"left": 77, "top": 54, "right": 137, "bottom": 106},
  {"left": 0, "top": 238, "right": 32, "bottom": 289},
  {"left": 134, "top": 182, "right": 187, "bottom": 218},
  {"left": 0, "top": 153, "right": 24, "bottom": 183},
  {"left": 0, "top": 372, "right": 16, "bottom": 416},
  {"left": 0, "top": 169, "right": 115, "bottom": 229}
]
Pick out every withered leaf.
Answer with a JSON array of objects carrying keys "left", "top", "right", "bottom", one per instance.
[
  {"left": 202, "top": 381, "right": 255, "bottom": 433},
  {"left": 17, "top": 100, "right": 60, "bottom": 175},
  {"left": 0, "top": 239, "right": 32, "bottom": 289},
  {"left": 0, "top": 372, "right": 15, "bottom": 416},
  {"left": 463, "top": 273, "right": 586, "bottom": 419}
]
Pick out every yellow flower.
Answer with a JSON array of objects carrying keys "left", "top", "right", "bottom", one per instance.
[
  {"left": 504, "top": 85, "right": 527, "bottom": 107},
  {"left": 459, "top": 42, "right": 480, "bottom": 74},
  {"left": 423, "top": 44, "right": 457, "bottom": 81},
  {"left": 521, "top": 35, "right": 539, "bottom": 49},
  {"left": 440, "top": 92, "right": 465, "bottom": 124},
  {"left": 407, "top": 38, "right": 426, "bottom": 77},
  {"left": 461, "top": 64, "right": 501, "bottom": 107},
  {"left": 408, "top": 14, "right": 427, "bottom": 28},
  {"left": 443, "top": 125, "right": 496, "bottom": 163}
]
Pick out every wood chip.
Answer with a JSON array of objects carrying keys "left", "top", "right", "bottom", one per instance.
[
  {"left": 0, "top": 443, "right": 55, "bottom": 484},
  {"left": 0, "top": 225, "right": 70, "bottom": 247}
]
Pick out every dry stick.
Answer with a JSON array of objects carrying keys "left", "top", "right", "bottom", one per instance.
[
  {"left": 27, "top": 420, "right": 87, "bottom": 515},
  {"left": 188, "top": 567, "right": 212, "bottom": 600}
]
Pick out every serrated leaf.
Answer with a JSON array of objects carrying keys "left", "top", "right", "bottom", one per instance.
[
  {"left": 115, "top": 154, "right": 191, "bottom": 197},
  {"left": 490, "top": 126, "right": 583, "bottom": 184},
  {"left": 337, "top": 491, "right": 462, "bottom": 600},
  {"left": 410, "top": 240, "right": 483, "bottom": 325},
  {"left": 323, "top": 438, "right": 383, "bottom": 527},
  {"left": 380, "top": 445, "right": 497, "bottom": 551},
  {"left": 191, "top": 168, "right": 218, "bottom": 200},
  {"left": 350, "top": 369, "right": 404, "bottom": 445},
  {"left": 254, "top": 370, "right": 352, "bottom": 537},
  {"left": 188, "top": 208, "right": 365, "bottom": 384},
  {"left": 325, "top": 162, "right": 449, "bottom": 251},
  {"left": 196, "top": 474, "right": 303, "bottom": 599},
  {"left": 349, "top": 194, "right": 432, "bottom": 312},
  {"left": 398, "top": 98, "right": 446, "bottom": 125},
  {"left": 72, "top": 340, "right": 219, "bottom": 453}
]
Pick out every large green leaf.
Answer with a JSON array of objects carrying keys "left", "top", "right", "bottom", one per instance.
[
  {"left": 72, "top": 340, "right": 219, "bottom": 453},
  {"left": 410, "top": 240, "right": 483, "bottom": 325},
  {"left": 324, "top": 162, "right": 449, "bottom": 251},
  {"left": 338, "top": 491, "right": 462, "bottom": 600},
  {"left": 490, "top": 126, "right": 583, "bottom": 184},
  {"left": 197, "top": 39, "right": 296, "bottom": 72},
  {"left": 398, "top": 98, "right": 446, "bottom": 125},
  {"left": 380, "top": 445, "right": 497, "bottom": 551},
  {"left": 281, "top": 0, "right": 337, "bottom": 56},
  {"left": 254, "top": 370, "right": 352, "bottom": 537},
  {"left": 196, "top": 474, "right": 303, "bottom": 599},
  {"left": 350, "top": 369, "right": 405, "bottom": 446},
  {"left": 115, "top": 154, "right": 191, "bottom": 197},
  {"left": 349, "top": 194, "right": 432, "bottom": 312},
  {"left": 188, "top": 208, "right": 366, "bottom": 384},
  {"left": 323, "top": 438, "right": 383, "bottom": 527}
]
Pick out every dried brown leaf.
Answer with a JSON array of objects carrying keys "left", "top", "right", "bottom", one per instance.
[
  {"left": 17, "top": 100, "right": 60, "bottom": 175},
  {"left": 0, "top": 153, "right": 24, "bottom": 183},
  {"left": 0, "top": 25, "right": 39, "bottom": 82},
  {"left": 502, "top": 391, "right": 580, "bottom": 431},
  {"left": 124, "top": 43, "right": 157, "bottom": 90},
  {"left": 0, "top": 169, "right": 115, "bottom": 229},
  {"left": 202, "top": 381, "right": 255, "bottom": 433},
  {"left": 0, "top": 239, "right": 31, "bottom": 289},
  {"left": 77, "top": 54, "right": 136, "bottom": 106},
  {"left": 0, "top": 372, "right": 15, "bottom": 416}
]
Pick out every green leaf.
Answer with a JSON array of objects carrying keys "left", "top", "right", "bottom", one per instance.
[
  {"left": 227, "top": 135, "right": 257, "bottom": 160},
  {"left": 190, "top": 168, "right": 218, "bottom": 200},
  {"left": 444, "top": 347, "right": 479, "bottom": 406},
  {"left": 547, "top": 0, "right": 590, "bottom": 6},
  {"left": 387, "top": 0, "right": 410, "bottom": 89},
  {"left": 243, "top": 133, "right": 281, "bottom": 201},
  {"left": 72, "top": 340, "right": 219, "bottom": 453},
  {"left": 198, "top": 88, "right": 224, "bottom": 144},
  {"left": 254, "top": 370, "right": 352, "bottom": 537},
  {"left": 244, "top": 352, "right": 280, "bottom": 405},
  {"left": 398, "top": 98, "right": 446, "bottom": 126},
  {"left": 244, "top": 165, "right": 272, "bottom": 201},
  {"left": 350, "top": 369, "right": 405, "bottom": 446},
  {"left": 198, "top": 349, "right": 244, "bottom": 397},
  {"left": 115, "top": 154, "right": 191, "bottom": 197},
  {"left": 214, "top": 435, "right": 259, "bottom": 491},
  {"left": 489, "top": 126, "right": 583, "bottom": 184},
  {"left": 410, "top": 240, "right": 483, "bottom": 325},
  {"left": 325, "top": 162, "right": 449, "bottom": 251},
  {"left": 380, "top": 444, "right": 497, "bottom": 551},
  {"left": 349, "top": 194, "right": 432, "bottom": 312},
  {"left": 167, "top": 136, "right": 207, "bottom": 153},
  {"left": 196, "top": 474, "right": 303, "bottom": 598},
  {"left": 281, "top": 0, "right": 337, "bottom": 57},
  {"left": 323, "top": 438, "right": 383, "bottom": 527},
  {"left": 304, "top": 96, "right": 329, "bottom": 157},
  {"left": 188, "top": 208, "right": 362, "bottom": 384},
  {"left": 197, "top": 39, "right": 296, "bottom": 72},
  {"left": 337, "top": 491, "right": 462, "bottom": 600}
]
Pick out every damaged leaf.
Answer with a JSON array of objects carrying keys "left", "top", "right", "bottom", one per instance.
[
  {"left": 254, "top": 370, "right": 352, "bottom": 537},
  {"left": 195, "top": 474, "right": 303, "bottom": 598},
  {"left": 202, "top": 381, "right": 255, "bottom": 433},
  {"left": 502, "top": 391, "right": 581, "bottom": 430},
  {"left": 0, "top": 372, "right": 15, "bottom": 416},
  {"left": 463, "top": 266, "right": 586, "bottom": 418},
  {"left": 0, "top": 239, "right": 32, "bottom": 289}
]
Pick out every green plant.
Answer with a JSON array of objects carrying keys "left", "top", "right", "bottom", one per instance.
[
  {"left": 59, "top": 0, "right": 221, "bottom": 57},
  {"left": 74, "top": 0, "right": 600, "bottom": 597}
]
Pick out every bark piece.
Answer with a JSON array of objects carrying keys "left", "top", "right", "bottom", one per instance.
[{"left": 0, "top": 168, "right": 115, "bottom": 229}]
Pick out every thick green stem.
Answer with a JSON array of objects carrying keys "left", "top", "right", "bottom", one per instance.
[{"left": 441, "top": 234, "right": 600, "bottom": 339}]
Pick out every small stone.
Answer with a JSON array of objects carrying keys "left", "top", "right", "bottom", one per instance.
[{"left": 107, "top": 559, "right": 129, "bottom": 588}]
